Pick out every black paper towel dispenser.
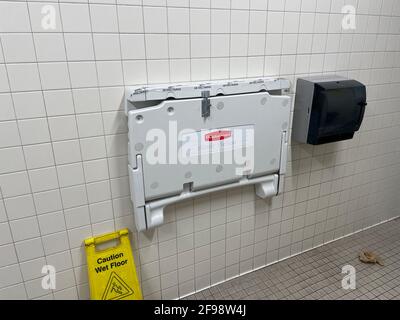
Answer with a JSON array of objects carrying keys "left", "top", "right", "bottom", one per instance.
[{"left": 292, "top": 76, "right": 367, "bottom": 145}]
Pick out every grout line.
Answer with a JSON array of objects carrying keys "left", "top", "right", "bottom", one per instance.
[
  {"left": 1, "top": 10, "right": 56, "bottom": 299},
  {"left": 103, "top": 0, "right": 124, "bottom": 235},
  {"left": 261, "top": 0, "right": 269, "bottom": 76},
  {"left": 1, "top": 64, "right": 400, "bottom": 93},
  {"left": 56, "top": 0, "right": 97, "bottom": 299},
  {"left": 142, "top": 0, "right": 150, "bottom": 84},
  {"left": 279, "top": 0, "right": 300, "bottom": 260},
  {"left": 245, "top": 0, "right": 250, "bottom": 77},
  {"left": 0, "top": 186, "right": 30, "bottom": 299},
  {"left": 1, "top": 156, "right": 400, "bottom": 233},
  {"left": 2, "top": 0, "right": 400, "bottom": 16}
]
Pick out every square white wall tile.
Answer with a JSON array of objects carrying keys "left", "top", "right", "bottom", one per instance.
[
  {"left": 61, "top": 185, "right": 88, "bottom": 209},
  {"left": 64, "top": 34, "right": 95, "bottom": 61},
  {"left": 90, "top": 4, "right": 119, "bottom": 33},
  {"left": 118, "top": 5, "right": 144, "bottom": 33},
  {"left": 97, "top": 61, "right": 124, "bottom": 86},
  {"left": 0, "top": 147, "right": 26, "bottom": 175},
  {"left": 0, "top": 121, "right": 19, "bottom": 148},
  {"left": 43, "top": 90, "right": 75, "bottom": 117},
  {"left": 0, "top": 2, "right": 31, "bottom": 32},
  {"left": 4, "top": 194, "right": 36, "bottom": 220},
  {"left": 0, "top": 64, "right": 9, "bottom": 93},
  {"left": 0, "top": 264, "right": 23, "bottom": 288},
  {"left": 1, "top": 34, "right": 36, "bottom": 63},
  {"left": 52, "top": 140, "right": 82, "bottom": 165},
  {"left": 10, "top": 217, "right": 41, "bottom": 242},
  {"left": 72, "top": 88, "right": 101, "bottom": 114},
  {"left": 34, "top": 34, "right": 67, "bottom": 62},
  {"left": 69, "top": 62, "right": 98, "bottom": 88},
  {"left": 28, "top": 2, "right": 62, "bottom": 33},
  {"left": 0, "top": 171, "right": 31, "bottom": 198},
  {"left": 7, "top": 63, "right": 41, "bottom": 92},
  {"left": 0, "top": 244, "right": 18, "bottom": 268},
  {"left": 211, "top": 9, "right": 230, "bottom": 33},
  {"left": 38, "top": 211, "right": 66, "bottom": 235},
  {"left": 93, "top": 34, "right": 121, "bottom": 61},
  {"left": 0, "top": 94, "right": 14, "bottom": 121},
  {"left": 13, "top": 91, "right": 46, "bottom": 119},
  {"left": 48, "top": 115, "right": 78, "bottom": 141},
  {"left": 42, "top": 232, "right": 69, "bottom": 256},
  {"left": 38, "top": 63, "right": 70, "bottom": 90},
  {"left": 14, "top": 237, "right": 44, "bottom": 262},
  {"left": 80, "top": 136, "right": 107, "bottom": 161},
  {"left": 120, "top": 34, "right": 146, "bottom": 60},
  {"left": 123, "top": 60, "right": 147, "bottom": 85},
  {"left": 190, "top": 8, "right": 211, "bottom": 33},
  {"left": 29, "top": 167, "right": 59, "bottom": 193},
  {"left": 144, "top": 6, "right": 168, "bottom": 33},
  {"left": 65, "top": 205, "right": 91, "bottom": 229},
  {"left": 60, "top": 3, "right": 91, "bottom": 33},
  {"left": 57, "top": 163, "right": 85, "bottom": 188},
  {"left": 231, "top": 10, "right": 249, "bottom": 33},
  {"left": 34, "top": 189, "right": 63, "bottom": 215},
  {"left": 18, "top": 118, "right": 50, "bottom": 145},
  {"left": 0, "top": 223, "right": 12, "bottom": 246},
  {"left": 169, "top": 35, "right": 190, "bottom": 59},
  {"left": 145, "top": 34, "right": 169, "bottom": 59},
  {"left": 20, "top": 257, "right": 46, "bottom": 281},
  {"left": 89, "top": 200, "right": 113, "bottom": 223},
  {"left": 168, "top": 7, "right": 190, "bottom": 33}
]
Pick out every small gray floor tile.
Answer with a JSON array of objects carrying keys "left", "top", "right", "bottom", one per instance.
[{"left": 185, "top": 218, "right": 400, "bottom": 300}]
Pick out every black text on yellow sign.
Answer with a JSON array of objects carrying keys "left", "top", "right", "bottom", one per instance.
[{"left": 95, "top": 253, "right": 128, "bottom": 273}]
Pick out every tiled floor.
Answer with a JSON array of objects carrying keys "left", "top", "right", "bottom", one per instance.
[{"left": 185, "top": 218, "right": 400, "bottom": 300}]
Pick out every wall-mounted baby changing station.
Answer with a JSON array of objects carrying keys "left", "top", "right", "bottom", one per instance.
[{"left": 125, "top": 78, "right": 291, "bottom": 231}]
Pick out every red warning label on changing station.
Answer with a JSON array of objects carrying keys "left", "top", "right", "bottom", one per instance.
[{"left": 205, "top": 130, "right": 232, "bottom": 141}]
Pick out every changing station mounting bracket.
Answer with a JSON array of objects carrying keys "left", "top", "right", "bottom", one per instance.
[{"left": 125, "top": 77, "right": 291, "bottom": 232}]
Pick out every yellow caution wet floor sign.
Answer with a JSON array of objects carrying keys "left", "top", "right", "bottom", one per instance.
[{"left": 84, "top": 229, "right": 142, "bottom": 300}]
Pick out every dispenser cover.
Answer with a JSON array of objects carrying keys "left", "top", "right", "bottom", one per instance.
[{"left": 292, "top": 76, "right": 367, "bottom": 145}]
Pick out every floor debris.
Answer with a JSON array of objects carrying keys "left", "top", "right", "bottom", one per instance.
[{"left": 359, "top": 251, "right": 384, "bottom": 266}]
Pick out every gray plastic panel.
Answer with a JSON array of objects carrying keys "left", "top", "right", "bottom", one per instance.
[
  {"left": 128, "top": 92, "right": 290, "bottom": 201},
  {"left": 292, "top": 78, "right": 314, "bottom": 143}
]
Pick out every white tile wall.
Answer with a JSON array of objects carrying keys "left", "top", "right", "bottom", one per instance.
[{"left": 0, "top": 0, "right": 400, "bottom": 300}]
